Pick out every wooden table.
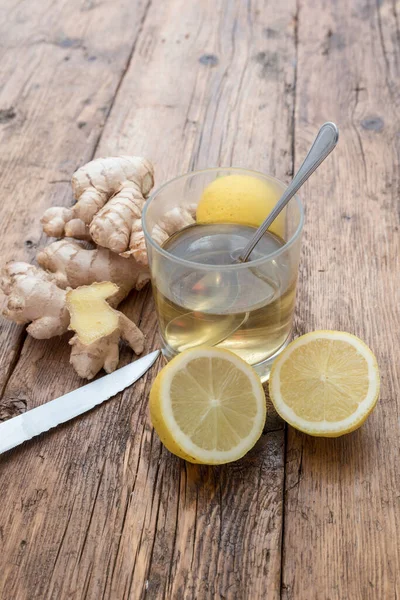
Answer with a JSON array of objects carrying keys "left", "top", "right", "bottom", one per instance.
[{"left": 0, "top": 0, "right": 399, "bottom": 598}]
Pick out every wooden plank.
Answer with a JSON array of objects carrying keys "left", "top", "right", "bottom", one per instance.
[
  {"left": 282, "top": 0, "right": 400, "bottom": 598},
  {"left": 0, "top": 0, "right": 151, "bottom": 395},
  {"left": 0, "top": 0, "right": 297, "bottom": 598}
]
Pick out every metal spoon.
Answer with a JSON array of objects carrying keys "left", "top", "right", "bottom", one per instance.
[
  {"left": 165, "top": 122, "right": 339, "bottom": 350},
  {"left": 238, "top": 121, "right": 339, "bottom": 263}
]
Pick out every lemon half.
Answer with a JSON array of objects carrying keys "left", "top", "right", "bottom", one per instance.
[
  {"left": 150, "top": 348, "right": 266, "bottom": 464},
  {"left": 269, "top": 331, "right": 380, "bottom": 437},
  {"left": 196, "top": 174, "right": 284, "bottom": 237}
]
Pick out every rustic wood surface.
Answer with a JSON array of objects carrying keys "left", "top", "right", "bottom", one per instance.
[{"left": 0, "top": 0, "right": 398, "bottom": 599}]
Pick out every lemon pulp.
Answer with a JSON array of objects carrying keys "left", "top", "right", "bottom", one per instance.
[
  {"left": 269, "top": 331, "right": 380, "bottom": 437},
  {"left": 150, "top": 348, "right": 266, "bottom": 464}
]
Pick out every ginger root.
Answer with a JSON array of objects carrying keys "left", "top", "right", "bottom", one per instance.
[
  {"left": 67, "top": 282, "right": 144, "bottom": 379},
  {"left": 41, "top": 155, "right": 200, "bottom": 266},
  {"left": 0, "top": 262, "right": 69, "bottom": 338},
  {"left": 37, "top": 240, "right": 150, "bottom": 305},
  {"left": 151, "top": 204, "right": 197, "bottom": 247},
  {"left": 0, "top": 264, "right": 144, "bottom": 379},
  {"left": 41, "top": 156, "right": 154, "bottom": 263}
]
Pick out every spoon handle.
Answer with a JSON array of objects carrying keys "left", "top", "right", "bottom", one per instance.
[{"left": 238, "top": 121, "right": 339, "bottom": 262}]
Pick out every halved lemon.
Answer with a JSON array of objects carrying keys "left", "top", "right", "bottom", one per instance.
[
  {"left": 149, "top": 348, "right": 266, "bottom": 464},
  {"left": 196, "top": 174, "right": 284, "bottom": 237},
  {"left": 269, "top": 331, "right": 380, "bottom": 437}
]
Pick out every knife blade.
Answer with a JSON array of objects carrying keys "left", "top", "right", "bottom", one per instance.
[{"left": 0, "top": 349, "right": 160, "bottom": 455}]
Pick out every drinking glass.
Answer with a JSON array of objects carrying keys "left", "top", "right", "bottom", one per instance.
[{"left": 142, "top": 168, "right": 304, "bottom": 381}]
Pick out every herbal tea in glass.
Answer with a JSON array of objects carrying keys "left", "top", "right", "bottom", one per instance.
[{"left": 143, "top": 169, "right": 303, "bottom": 381}]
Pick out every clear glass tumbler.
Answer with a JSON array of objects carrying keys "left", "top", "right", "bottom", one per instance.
[{"left": 142, "top": 168, "right": 304, "bottom": 381}]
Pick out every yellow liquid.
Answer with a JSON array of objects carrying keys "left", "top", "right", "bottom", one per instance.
[{"left": 153, "top": 224, "right": 297, "bottom": 366}]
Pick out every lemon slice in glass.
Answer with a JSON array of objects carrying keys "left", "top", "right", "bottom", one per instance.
[
  {"left": 150, "top": 348, "right": 266, "bottom": 464},
  {"left": 269, "top": 331, "right": 380, "bottom": 437}
]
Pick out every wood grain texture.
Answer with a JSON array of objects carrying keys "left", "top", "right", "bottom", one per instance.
[
  {"left": 0, "top": 0, "right": 297, "bottom": 599},
  {"left": 0, "top": 0, "right": 152, "bottom": 395},
  {"left": 282, "top": 0, "right": 400, "bottom": 598},
  {"left": 2, "top": 0, "right": 399, "bottom": 597}
]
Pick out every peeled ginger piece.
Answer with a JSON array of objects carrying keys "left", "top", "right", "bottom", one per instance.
[
  {"left": 67, "top": 282, "right": 120, "bottom": 345},
  {"left": 66, "top": 281, "right": 144, "bottom": 379}
]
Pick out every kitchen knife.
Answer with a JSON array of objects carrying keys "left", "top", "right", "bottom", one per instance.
[{"left": 0, "top": 349, "right": 160, "bottom": 455}]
